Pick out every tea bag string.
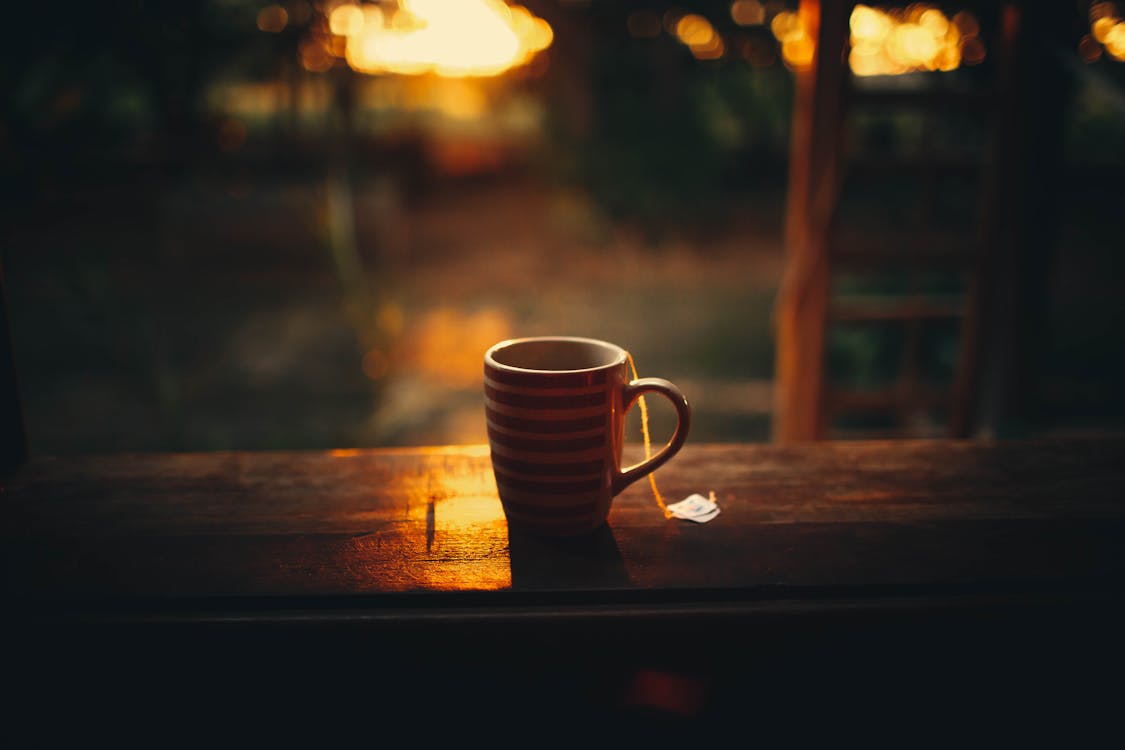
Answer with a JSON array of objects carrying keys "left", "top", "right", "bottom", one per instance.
[{"left": 627, "top": 353, "right": 674, "bottom": 519}]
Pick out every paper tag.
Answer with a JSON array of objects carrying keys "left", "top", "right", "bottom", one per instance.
[{"left": 666, "top": 492, "right": 720, "bottom": 523}]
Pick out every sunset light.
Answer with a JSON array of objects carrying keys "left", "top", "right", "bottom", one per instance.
[
  {"left": 1088, "top": 2, "right": 1125, "bottom": 61},
  {"left": 845, "top": 4, "right": 984, "bottom": 76},
  {"left": 764, "top": 4, "right": 986, "bottom": 77},
  {"left": 325, "top": 0, "right": 553, "bottom": 78},
  {"left": 675, "top": 13, "right": 725, "bottom": 60}
]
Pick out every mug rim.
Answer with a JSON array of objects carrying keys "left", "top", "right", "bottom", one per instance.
[{"left": 485, "top": 336, "right": 627, "bottom": 374}]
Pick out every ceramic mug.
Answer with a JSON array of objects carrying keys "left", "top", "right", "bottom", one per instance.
[{"left": 484, "top": 336, "right": 691, "bottom": 536}]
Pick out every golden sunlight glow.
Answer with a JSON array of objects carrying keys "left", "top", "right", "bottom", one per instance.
[
  {"left": 1094, "top": 16, "right": 1117, "bottom": 43},
  {"left": 403, "top": 306, "right": 512, "bottom": 388},
  {"left": 337, "top": 0, "right": 552, "bottom": 78},
  {"left": 353, "top": 449, "right": 510, "bottom": 592},
  {"left": 765, "top": 0, "right": 985, "bottom": 74},
  {"left": 918, "top": 8, "right": 949, "bottom": 36},
  {"left": 782, "top": 33, "right": 815, "bottom": 70},
  {"left": 851, "top": 5, "right": 892, "bottom": 42},
  {"left": 1086, "top": 4, "right": 1125, "bottom": 62},
  {"left": 329, "top": 4, "right": 366, "bottom": 37},
  {"left": 770, "top": 11, "right": 803, "bottom": 42},
  {"left": 673, "top": 13, "right": 726, "bottom": 60},
  {"left": 764, "top": 11, "right": 813, "bottom": 70},
  {"left": 330, "top": 448, "right": 362, "bottom": 457},
  {"left": 257, "top": 4, "right": 289, "bottom": 33},
  {"left": 1105, "top": 23, "right": 1125, "bottom": 59},
  {"left": 891, "top": 24, "right": 939, "bottom": 65},
  {"left": 676, "top": 14, "right": 714, "bottom": 46},
  {"left": 837, "top": 4, "right": 982, "bottom": 76}
]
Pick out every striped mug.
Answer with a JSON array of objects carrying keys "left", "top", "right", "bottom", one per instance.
[{"left": 484, "top": 336, "right": 691, "bottom": 536}]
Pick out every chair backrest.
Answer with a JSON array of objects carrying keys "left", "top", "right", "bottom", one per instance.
[{"left": 774, "top": 0, "right": 1032, "bottom": 441}]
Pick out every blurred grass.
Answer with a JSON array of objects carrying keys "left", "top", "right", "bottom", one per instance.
[{"left": 5, "top": 172, "right": 785, "bottom": 452}]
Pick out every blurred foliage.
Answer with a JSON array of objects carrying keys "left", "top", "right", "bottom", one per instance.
[
  {"left": 0, "top": 1, "right": 278, "bottom": 225},
  {"left": 541, "top": 3, "right": 793, "bottom": 235},
  {"left": 3, "top": 0, "right": 1125, "bottom": 449},
  {"left": 1, "top": 2, "right": 257, "bottom": 148},
  {"left": 580, "top": 61, "right": 790, "bottom": 233}
]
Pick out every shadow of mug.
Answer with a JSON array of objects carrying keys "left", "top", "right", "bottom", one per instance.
[{"left": 507, "top": 522, "right": 631, "bottom": 590}]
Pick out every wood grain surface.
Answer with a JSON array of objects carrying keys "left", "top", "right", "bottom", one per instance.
[
  {"left": 3, "top": 438, "right": 1123, "bottom": 739},
  {"left": 4, "top": 438, "right": 1124, "bottom": 606}
]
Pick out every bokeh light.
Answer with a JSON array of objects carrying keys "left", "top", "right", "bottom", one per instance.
[
  {"left": 767, "top": 10, "right": 814, "bottom": 70},
  {"left": 1094, "top": 17, "right": 1116, "bottom": 44},
  {"left": 770, "top": 10, "right": 803, "bottom": 43},
  {"left": 1086, "top": 3, "right": 1125, "bottom": 61},
  {"left": 257, "top": 4, "right": 289, "bottom": 33},
  {"left": 1106, "top": 23, "right": 1125, "bottom": 58},
  {"left": 674, "top": 13, "right": 726, "bottom": 60},
  {"left": 328, "top": 3, "right": 366, "bottom": 37},
  {"left": 300, "top": 36, "right": 335, "bottom": 72},
  {"left": 730, "top": 0, "right": 766, "bottom": 27},
  {"left": 833, "top": 4, "right": 983, "bottom": 76},
  {"left": 327, "top": 0, "right": 553, "bottom": 78}
]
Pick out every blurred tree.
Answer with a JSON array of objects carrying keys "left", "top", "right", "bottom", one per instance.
[
  {"left": 0, "top": 1, "right": 271, "bottom": 194},
  {"left": 538, "top": 0, "right": 794, "bottom": 237}
]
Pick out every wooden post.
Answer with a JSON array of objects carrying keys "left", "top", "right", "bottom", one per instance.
[
  {"left": 774, "top": 0, "right": 849, "bottom": 442},
  {"left": 0, "top": 258, "right": 27, "bottom": 473},
  {"left": 952, "top": 0, "right": 1056, "bottom": 439},
  {"left": 988, "top": 1, "right": 1071, "bottom": 438}
]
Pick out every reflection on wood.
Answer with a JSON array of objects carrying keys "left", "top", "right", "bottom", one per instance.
[{"left": 4, "top": 439, "right": 1124, "bottom": 607}]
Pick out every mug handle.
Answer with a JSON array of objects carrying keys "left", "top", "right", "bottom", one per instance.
[{"left": 613, "top": 377, "right": 691, "bottom": 495}]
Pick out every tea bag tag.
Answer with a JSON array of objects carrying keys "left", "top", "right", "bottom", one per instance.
[{"left": 666, "top": 491, "right": 721, "bottom": 523}]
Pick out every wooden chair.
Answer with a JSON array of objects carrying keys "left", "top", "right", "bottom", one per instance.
[{"left": 773, "top": 0, "right": 1054, "bottom": 441}]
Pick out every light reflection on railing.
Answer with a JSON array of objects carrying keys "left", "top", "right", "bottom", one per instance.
[{"left": 340, "top": 447, "right": 512, "bottom": 592}]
